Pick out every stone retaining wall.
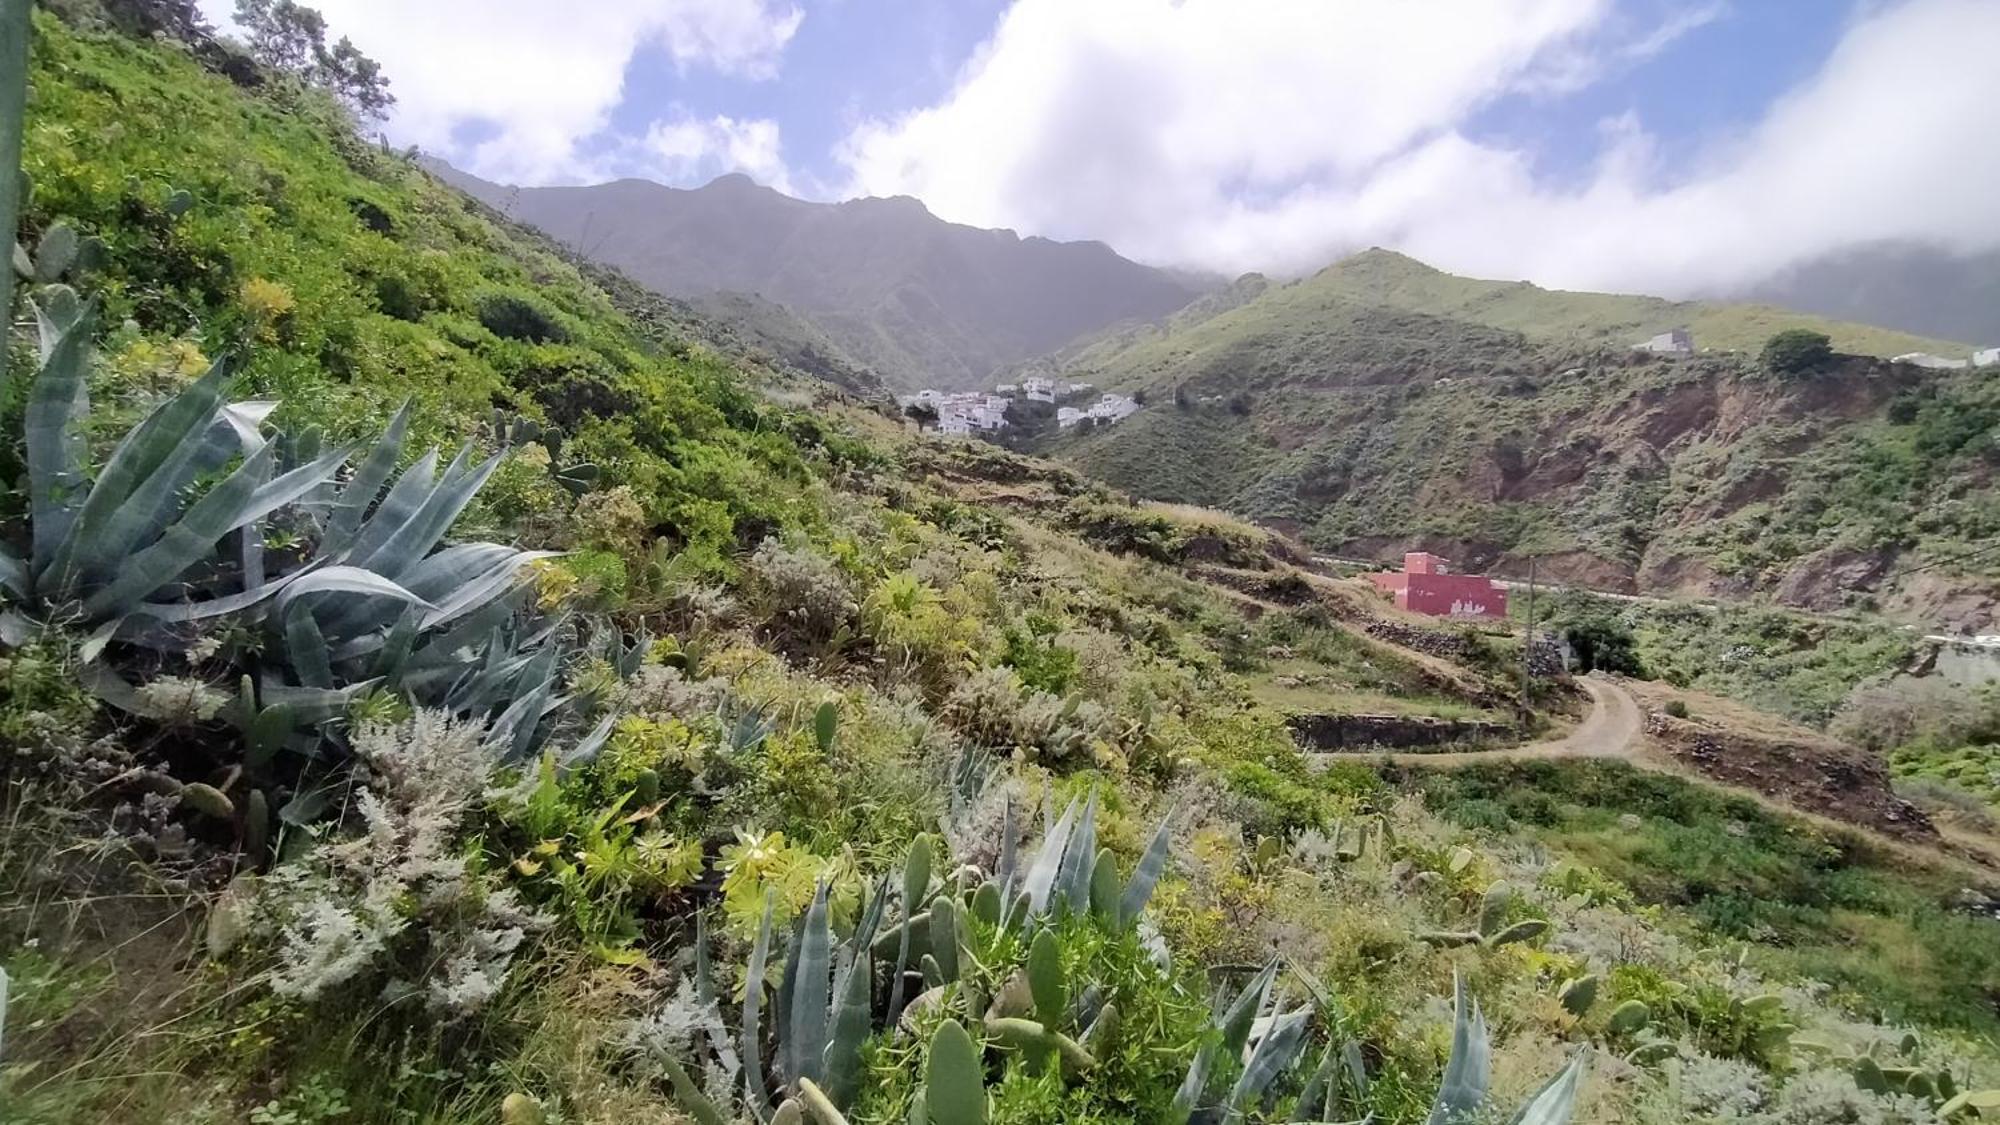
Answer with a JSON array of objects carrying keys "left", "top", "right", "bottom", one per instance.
[
  {"left": 1288, "top": 712, "right": 1511, "bottom": 752},
  {"left": 1364, "top": 622, "right": 1566, "bottom": 677}
]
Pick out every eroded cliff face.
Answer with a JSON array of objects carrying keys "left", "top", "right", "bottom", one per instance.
[{"left": 1265, "top": 354, "right": 1998, "bottom": 631}]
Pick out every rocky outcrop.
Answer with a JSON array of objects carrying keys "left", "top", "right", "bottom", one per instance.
[{"left": 1641, "top": 711, "right": 1936, "bottom": 841}]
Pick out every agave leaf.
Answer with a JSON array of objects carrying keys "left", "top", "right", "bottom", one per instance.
[
  {"left": 743, "top": 893, "right": 776, "bottom": 1116},
  {"left": 492, "top": 676, "right": 558, "bottom": 763},
  {"left": 216, "top": 398, "right": 280, "bottom": 452},
  {"left": 259, "top": 677, "right": 378, "bottom": 724},
  {"left": 788, "top": 883, "right": 833, "bottom": 1088},
  {"left": 125, "top": 562, "right": 319, "bottom": 625},
  {"left": 74, "top": 660, "right": 146, "bottom": 715},
  {"left": 556, "top": 712, "right": 618, "bottom": 773},
  {"left": 1119, "top": 807, "right": 1176, "bottom": 928},
  {"left": 661, "top": 1055, "right": 730, "bottom": 1125},
  {"left": 284, "top": 604, "right": 333, "bottom": 688},
  {"left": 339, "top": 447, "right": 439, "bottom": 563},
  {"left": 399, "top": 542, "right": 523, "bottom": 598},
  {"left": 0, "top": 545, "right": 27, "bottom": 599},
  {"left": 1221, "top": 961, "right": 1280, "bottom": 1062},
  {"left": 996, "top": 796, "right": 1017, "bottom": 901},
  {"left": 691, "top": 912, "right": 742, "bottom": 1079},
  {"left": 25, "top": 295, "right": 94, "bottom": 572},
  {"left": 325, "top": 400, "right": 411, "bottom": 549},
  {"left": 1224, "top": 1009, "right": 1310, "bottom": 1121},
  {"left": 1022, "top": 795, "right": 1080, "bottom": 916},
  {"left": 416, "top": 550, "right": 553, "bottom": 631},
  {"left": 80, "top": 442, "right": 350, "bottom": 620},
  {"left": 1059, "top": 791, "right": 1099, "bottom": 915},
  {"left": 0, "top": 0, "right": 21, "bottom": 391},
  {"left": 823, "top": 923, "right": 872, "bottom": 1108},
  {"left": 1505, "top": 1053, "right": 1585, "bottom": 1125},
  {"left": 43, "top": 357, "right": 234, "bottom": 589},
  {"left": 1171, "top": 1041, "right": 1218, "bottom": 1125},
  {"left": 355, "top": 446, "right": 503, "bottom": 580},
  {"left": 1293, "top": 1044, "right": 1339, "bottom": 1123},
  {"left": 272, "top": 565, "right": 434, "bottom": 619},
  {"left": 1427, "top": 974, "right": 1491, "bottom": 1125}
]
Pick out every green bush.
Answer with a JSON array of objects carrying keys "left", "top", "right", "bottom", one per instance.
[
  {"left": 1760, "top": 328, "right": 1833, "bottom": 375},
  {"left": 477, "top": 291, "right": 570, "bottom": 343}
]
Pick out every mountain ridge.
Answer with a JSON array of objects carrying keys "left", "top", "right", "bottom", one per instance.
[
  {"left": 1033, "top": 249, "right": 2000, "bottom": 630},
  {"left": 424, "top": 158, "right": 1210, "bottom": 392}
]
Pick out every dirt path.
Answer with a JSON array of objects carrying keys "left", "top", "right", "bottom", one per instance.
[{"left": 1311, "top": 675, "right": 1643, "bottom": 768}]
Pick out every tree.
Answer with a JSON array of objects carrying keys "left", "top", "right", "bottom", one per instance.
[
  {"left": 234, "top": 0, "right": 394, "bottom": 121},
  {"left": 1761, "top": 328, "right": 1833, "bottom": 376},
  {"left": 1561, "top": 618, "right": 1645, "bottom": 677},
  {"left": 903, "top": 402, "right": 938, "bottom": 431},
  {"left": 101, "top": 0, "right": 213, "bottom": 43}
]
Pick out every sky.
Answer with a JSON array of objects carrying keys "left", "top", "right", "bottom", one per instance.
[{"left": 198, "top": 0, "right": 2000, "bottom": 296}]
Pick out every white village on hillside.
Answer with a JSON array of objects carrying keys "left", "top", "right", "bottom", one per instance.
[{"left": 897, "top": 375, "right": 1142, "bottom": 436}]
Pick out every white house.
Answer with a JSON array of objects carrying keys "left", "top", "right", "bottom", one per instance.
[
  {"left": 1892, "top": 352, "right": 1969, "bottom": 370},
  {"left": 1022, "top": 376, "right": 1056, "bottom": 402},
  {"left": 1973, "top": 347, "right": 1999, "bottom": 368},
  {"left": 994, "top": 383, "right": 1019, "bottom": 394},
  {"left": 1086, "top": 393, "right": 1140, "bottom": 422},
  {"left": 1056, "top": 407, "right": 1085, "bottom": 428},
  {"left": 1633, "top": 329, "right": 1693, "bottom": 355},
  {"left": 937, "top": 415, "right": 974, "bottom": 436}
]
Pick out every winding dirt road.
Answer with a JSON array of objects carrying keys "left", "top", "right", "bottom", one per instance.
[{"left": 1317, "top": 675, "right": 1644, "bottom": 768}]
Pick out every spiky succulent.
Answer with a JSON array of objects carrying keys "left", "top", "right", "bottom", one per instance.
[{"left": 0, "top": 289, "right": 578, "bottom": 763}]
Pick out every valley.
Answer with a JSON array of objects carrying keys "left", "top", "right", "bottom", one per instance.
[{"left": 2, "top": 5, "right": 1998, "bottom": 1125}]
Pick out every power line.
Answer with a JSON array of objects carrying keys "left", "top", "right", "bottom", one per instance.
[{"left": 1878, "top": 538, "right": 2000, "bottom": 583}]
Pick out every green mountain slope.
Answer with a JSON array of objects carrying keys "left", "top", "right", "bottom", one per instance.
[
  {"left": 1046, "top": 251, "right": 2000, "bottom": 629},
  {"left": 431, "top": 161, "right": 1207, "bottom": 393},
  {"left": 6, "top": 11, "right": 1999, "bottom": 1125}
]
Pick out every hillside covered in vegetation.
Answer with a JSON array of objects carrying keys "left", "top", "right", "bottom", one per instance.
[
  {"left": 1038, "top": 250, "right": 2000, "bottom": 631},
  {"left": 2, "top": 8, "right": 1999, "bottom": 1125}
]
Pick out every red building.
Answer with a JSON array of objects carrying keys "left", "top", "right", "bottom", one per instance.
[{"left": 1368, "top": 552, "right": 1508, "bottom": 619}]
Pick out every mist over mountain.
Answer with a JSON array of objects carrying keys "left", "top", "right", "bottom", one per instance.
[
  {"left": 1735, "top": 242, "right": 2000, "bottom": 347},
  {"left": 427, "top": 160, "right": 1207, "bottom": 392}
]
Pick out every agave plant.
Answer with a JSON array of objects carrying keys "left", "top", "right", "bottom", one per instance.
[
  {"left": 657, "top": 795, "right": 1177, "bottom": 1125},
  {"left": 1, "top": 295, "right": 351, "bottom": 636},
  {"left": 0, "top": 287, "right": 575, "bottom": 763}
]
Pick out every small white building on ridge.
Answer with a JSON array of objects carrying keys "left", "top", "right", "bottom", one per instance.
[
  {"left": 1892, "top": 352, "right": 1970, "bottom": 370},
  {"left": 1633, "top": 329, "right": 1693, "bottom": 355}
]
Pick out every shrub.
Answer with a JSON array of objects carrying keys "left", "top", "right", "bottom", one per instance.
[
  {"left": 253, "top": 712, "right": 549, "bottom": 1016},
  {"left": 1663, "top": 699, "right": 1690, "bottom": 720},
  {"left": 477, "top": 291, "right": 569, "bottom": 343},
  {"left": 1561, "top": 617, "right": 1645, "bottom": 676},
  {"left": 746, "top": 538, "right": 858, "bottom": 651},
  {"left": 1761, "top": 328, "right": 1833, "bottom": 375}
]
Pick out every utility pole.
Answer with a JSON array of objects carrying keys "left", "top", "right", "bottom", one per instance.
[{"left": 1519, "top": 554, "right": 1537, "bottom": 711}]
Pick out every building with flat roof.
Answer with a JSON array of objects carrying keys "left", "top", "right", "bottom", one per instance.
[{"left": 1367, "top": 552, "right": 1507, "bottom": 619}]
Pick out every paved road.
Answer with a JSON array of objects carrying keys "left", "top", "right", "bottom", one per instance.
[{"left": 1314, "top": 676, "right": 1643, "bottom": 768}]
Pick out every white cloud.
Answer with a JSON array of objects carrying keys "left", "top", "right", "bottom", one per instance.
[
  {"left": 199, "top": 0, "right": 803, "bottom": 185},
  {"left": 640, "top": 114, "right": 794, "bottom": 193},
  {"left": 840, "top": 0, "right": 2000, "bottom": 295}
]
